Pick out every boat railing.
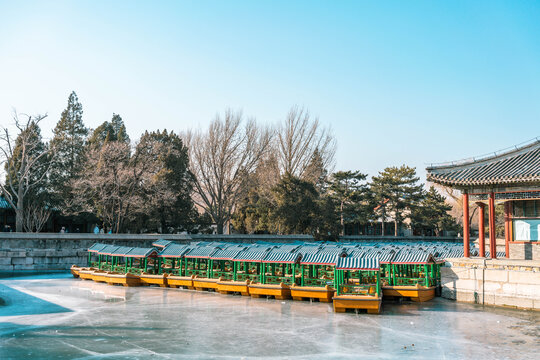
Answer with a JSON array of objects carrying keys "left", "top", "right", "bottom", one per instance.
[
  {"left": 237, "top": 273, "right": 259, "bottom": 282},
  {"left": 339, "top": 284, "right": 377, "bottom": 296},
  {"left": 393, "top": 277, "right": 427, "bottom": 286},
  {"left": 214, "top": 271, "right": 234, "bottom": 280},
  {"left": 187, "top": 269, "right": 208, "bottom": 277},
  {"left": 303, "top": 277, "right": 332, "bottom": 287},
  {"left": 265, "top": 275, "right": 293, "bottom": 285}
]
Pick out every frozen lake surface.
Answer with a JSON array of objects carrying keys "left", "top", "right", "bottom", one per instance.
[{"left": 0, "top": 273, "right": 538, "bottom": 359}]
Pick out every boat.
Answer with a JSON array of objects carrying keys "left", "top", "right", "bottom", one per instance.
[
  {"left": 182, "top": 244, "right": 222, "bottom": 291},
  {"left": 382, "top": 250, "right": 438, "bottom": 302},
  {"left": 289, "top": 247, "right": 342, "bottom": 302},
  {"left": 247, "top": 247, "right": 302, "bottom": 299},
  {"left": 332, "top": 257, "right": 382, "bottom": 314}
]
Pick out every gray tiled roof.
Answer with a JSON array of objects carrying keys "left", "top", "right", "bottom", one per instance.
[{"left": 426, "top": 140, "right": 540, "bottom": 186}]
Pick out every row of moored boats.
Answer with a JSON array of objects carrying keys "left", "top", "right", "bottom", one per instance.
[{"left": 71, "top": 239, "right": 464, "bottom": 313}]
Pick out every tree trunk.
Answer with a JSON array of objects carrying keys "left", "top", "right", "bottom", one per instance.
[
  {"left": 381, "top": 217, "right": 385, "bottom": 236},
  {"left": 394, "top": 219, "right": 398, "bottom": 236},
  {"left": 216, "top": 222, "right": 224, "bottom": 234},
  {"left": 16, "top": 186, "right": 24, "bottom": 232},
  {"left": 340, "top": 201, "right": 344, "bottom": 236}
]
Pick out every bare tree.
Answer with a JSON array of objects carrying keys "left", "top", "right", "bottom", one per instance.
[
  {"left": 23, "top": 202, "right": 52, "bottom": 233},
  {"left": 276, "top": 105, "right": 336, "bottom": 179},
  {"left": 185, "top": 109, "right": 272, "bottom": 234},
  {"left": 70, "top": 141, "right": 144, "bottom": 233},
  {"left": 0, "top": 112, "right": 52, "bottom": 232}
]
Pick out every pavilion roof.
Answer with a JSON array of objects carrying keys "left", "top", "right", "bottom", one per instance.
[{"left": 426, "top": 139, "right": 540, "bottom": 187}]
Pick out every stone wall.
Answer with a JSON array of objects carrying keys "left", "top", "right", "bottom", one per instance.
[
  {"left": 509, "top": 242, "right": 540, "bottom": 260},
  {"left": 0, "top": 233, "right": 460, "bottom": 272},
  {"left": 441, "top": 258, "right": 540, "bottom": 310}
]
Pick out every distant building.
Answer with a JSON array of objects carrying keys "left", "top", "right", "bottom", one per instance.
[{"left": 427, "top": 138, "right": 540, "bottom": 259}]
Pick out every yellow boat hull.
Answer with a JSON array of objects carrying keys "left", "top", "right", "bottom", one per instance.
[
  {"left": 216, "top": 280, "right": 250, "bottom": 296},
  {"left": 78, "top": 269, "right": 95, "bottom": 280},
  {"left": 70, "top": 265, "right": 82, "bottom": 278},
  {"left": 248, "top": 283, "right": 291, "bottom": 300},
  {"left": 193, "top": 277, "right": 219, "bottom": 291},
  {"left": 167, "top": 275, "right": 194, "bottom": 289},
  {"left": 382, "top": 285, "right": 435, "bottom": 302},
  {"left": 333, "top": 295, "right": 382, "bottom": 314},
  {"left": 104, "top": 272, "right": 141, "bottom": 287},
  {"left": 290, "top": 285, "right": 335, "bottom": 302},
  {"left": 91, "top": 271, "right": 110, "bottom": 283},
  {"left": 140, "top": 273, "right": 168, "bottom": 287}
]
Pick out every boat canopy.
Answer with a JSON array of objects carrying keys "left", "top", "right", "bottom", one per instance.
[
  {"left": 88, "top": 243, "right": 108, "bottom": 253},
  {"left": 233, "top": 246, "right": 274, "bottom": 262},
  {"left": 210, "top": 245, "right": 248, "bottom": 260},
  {"left": 336, "top": 257, "right": 380, "bottom": 271},
  {"left": 158, "top": 243, "right": 192, "bottom": 258},
  {"left": 391, "top": 250, "right": 435, "bottom": 264},
  {"left": 300, "top": 248, "right": 345, "bottom": 265},
  {"left": 262, "top": 249, "right": 302, "bottom": 264},
  {"left": 184, "top": 245, "right": 222, "bottom": 259},
  {"left": 152, "top": 239, "right": 173, "bottom": 248}
]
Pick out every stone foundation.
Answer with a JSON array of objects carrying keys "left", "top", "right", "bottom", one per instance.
[{"left": 441, "top": 258, "right": 540, "bottom": 310}]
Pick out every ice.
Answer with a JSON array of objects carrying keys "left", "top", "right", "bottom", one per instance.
[{"left": 0, "top": 274, "right": 539, "bottom": 359}]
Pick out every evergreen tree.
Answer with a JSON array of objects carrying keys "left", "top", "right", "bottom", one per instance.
[
  {"left": 49, "top": 91, "right": 88, "bottom": 208},
  {"left": 87, "top": 113, "right": 129, "bottom": 148},
  {"left": 270, "top": 174, "right": 319, "bottom": 234},
  {"left": 130, "top": 130, "right": 196, "bottom": 233},
  {"left": 410, "top": 186, "right": 457, "bottom": 236},
  {"left": 327, "top": 170, "right": 369, "bottom": 235},
  {"left": 370, "top": 165, "right": 424, "bottom": 236}
]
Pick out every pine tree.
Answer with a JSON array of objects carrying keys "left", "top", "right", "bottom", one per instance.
[
  {"left": 327, "top": 171, "right": 369, "bottom": 235},
  {"left": 87, "top": 113, "right": 129, "bottom": 148},
  {"left": 410, "top": 186, "right": 457, "bottom": 236},
  {"left": 130, "top": 130, "right": 196, "bottom": 233},
  {"left": 370, "top": 165, "right": 424, "bottom": 236},
  {"left": 49, "top": 91, "right": 88, "bottom": 208}
]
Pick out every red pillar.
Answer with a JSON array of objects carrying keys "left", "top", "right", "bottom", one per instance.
[
  {"left": 488, "top": 192, "right": 497, "bottom": 259},
  {"left": 477, "top": 202, "right": 486, "bottom": 257},
  {"left": 504, "top": 201, "right": 511, "bottom": 259},
  {"left": 463, "top": 193, "right": 470, "bottom": 258}
]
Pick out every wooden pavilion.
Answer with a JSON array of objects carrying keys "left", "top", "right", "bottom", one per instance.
[{"left": 426, "top": 138, "right": 540, "bottom": 259}]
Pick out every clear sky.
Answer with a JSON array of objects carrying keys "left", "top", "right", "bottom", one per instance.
[{"left": 1, "top": 1, "right": 539, "bottom": 181}]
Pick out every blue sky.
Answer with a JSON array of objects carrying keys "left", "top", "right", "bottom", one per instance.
[{"left": 1, "top": 1, "right": 539, "bottom": 181}]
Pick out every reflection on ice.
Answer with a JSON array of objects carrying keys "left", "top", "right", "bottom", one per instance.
[{"left": 0, "top": 275, "right": 538, "bottom": 359}]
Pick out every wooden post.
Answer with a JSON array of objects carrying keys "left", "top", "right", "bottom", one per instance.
[
  {"left": 376, "top": 271, "right": 380, "bottom": 297},
  {"left": 463, "top": 193, "right": 470, "bottom": 257},
  {"left": 301, "top": 265, "right": 305, "bottom": 286},
  {"left": 477, "top": 202, "right": 486, "bottom": 257},
  {"left": 489, "top": 192, "right": 497, "bottom": 259},
  {"left": 424, "top": 264, "right": 429, "bottom": 287},
  {"left": 233, "top": 261, "right": 237, "bottom": 281},
  {"left": 504, "top": 201, "right": 511, "bottom": 258}
]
